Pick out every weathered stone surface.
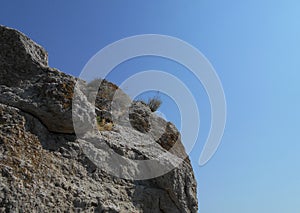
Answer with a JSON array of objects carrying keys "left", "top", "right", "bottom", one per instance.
[
  {"left": 129, "top": 101, "right": 189, "bottom": 161},
  {"left": 0, "top": 26, "right": 198, "bottom": 212},
  {"left": 129, "top": 101, "right": 152, "bottom": 133},
  {"left": 0, "top": 25, "right": 77, "bottom": 134}
]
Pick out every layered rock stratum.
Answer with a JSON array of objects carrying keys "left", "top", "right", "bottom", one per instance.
[{"left": 0, "top": 25, "right": 198, "bottom": 212}]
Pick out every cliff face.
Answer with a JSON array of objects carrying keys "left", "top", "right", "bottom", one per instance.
[{"left": 0, "top": 26, "right": 198, "bottom": 212}]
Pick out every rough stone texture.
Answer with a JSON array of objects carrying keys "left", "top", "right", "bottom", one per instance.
[
  {"left": 0, "top": 25, "right": 76, "bottom": 134},
  {"left": 129, "top": 101, "right": 189, "bottom": 162},
  {"left": 0, "top": 25, "right": 198, "bottom": 212}
]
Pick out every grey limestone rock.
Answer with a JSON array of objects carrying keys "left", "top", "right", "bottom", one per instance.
[{"left": 0, "top": 25, "right": 198, "bottom": 212}]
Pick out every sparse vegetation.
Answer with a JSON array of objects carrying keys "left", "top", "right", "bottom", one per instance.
[
  {"left": 146, "top": 95, "right": 162, "bottom": 112},
  {"left": 96, "top": 116, "right": 114, "bottom": 131}
]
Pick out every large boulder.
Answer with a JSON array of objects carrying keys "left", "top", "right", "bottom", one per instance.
[{"left": 0, "top": 25, "right": 77, "bottom": 134}]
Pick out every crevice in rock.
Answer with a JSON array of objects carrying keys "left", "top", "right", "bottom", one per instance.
[
  {"left": 164, "top": 188, "right": 181, "bottom": 212},
  {"left": 0, "top": 101, "right": 75, "bottom": 136},
  {"left": 158, "top": 197, "right": 166, "bottom": 213}
]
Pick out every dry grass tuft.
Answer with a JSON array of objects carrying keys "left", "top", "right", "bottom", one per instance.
[
  {"left": 97, "top": 116, "right": 114, "bottom": 131},
  {"left": 147, "top": 96, "right": 162, "bottom": 112}
]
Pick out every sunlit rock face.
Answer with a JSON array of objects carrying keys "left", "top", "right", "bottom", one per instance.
[{"left": 0, "top": 25, "right": 198, "bottom": 213}]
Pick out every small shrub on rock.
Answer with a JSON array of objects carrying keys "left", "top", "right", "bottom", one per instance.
[{"left": 147, "top": 96, "right": 162, "bottom": 112}]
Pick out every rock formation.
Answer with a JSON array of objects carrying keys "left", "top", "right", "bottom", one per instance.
[{"left": 0, "top": 25, "right": 198, "bottom": 212}]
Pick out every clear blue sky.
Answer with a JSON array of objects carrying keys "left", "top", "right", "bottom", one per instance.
[{"left": 1, "top": 1, "right": 300, "bottom": 212}]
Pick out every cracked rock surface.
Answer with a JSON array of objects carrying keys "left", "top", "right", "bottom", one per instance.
[{"left": 0, "top": 25, "right": 198, "bottom": 212}]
